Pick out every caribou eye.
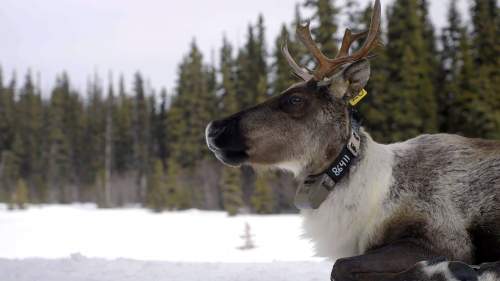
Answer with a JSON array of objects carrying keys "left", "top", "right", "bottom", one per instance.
[
  {"left": 279, "top": 94, "right": 308, "bottom": 115},
  {"left": 288, "top": 95, "right": 304, "bottom": 106}
]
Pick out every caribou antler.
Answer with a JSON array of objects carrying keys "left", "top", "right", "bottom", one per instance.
[
  {"left": 281, "top": 42, "right": 313, "bottom": 81},
  {"left": 283, "top": 0, "right": 381, "bottom": 81}
]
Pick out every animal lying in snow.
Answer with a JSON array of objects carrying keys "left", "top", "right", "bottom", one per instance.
[{"left": 206, "top": 0, "right": 500, "bottom": 280}]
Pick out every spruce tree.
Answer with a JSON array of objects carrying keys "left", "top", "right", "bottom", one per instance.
[
  {"left": 251, "top": 174, "right": 274, "bottom": 214},
  {"left": 156, "top": 89, "right": 169, "bottom": 166},
  {"left": 133, "top": 72, "right": 150, "bottom": 203},
  {"left": 46, "top": 74, "right": 73, "bottom": 203},
  {"left": 349, "top": 2, "right": 390, "bottom": 142},
  {"left": 102, "top": 78, "right": 114, "bottom": 207},
  {"left": 418, "top": 0, "right": 440, "bottom": 84},
  {"left": 384, "top": 0, "right": 438, "bottom": 141},
  {"left": 221, "top": 167, "right": 244, "bottom": 216},
  {"left": 438, "top": 0, "right": 462, "bottom": 133},
  {"left": 1, "top": 144, "right": 21, "bottom": 203},
  {"left": 288, "top": 3, "right": 308, "bottom": 70},
  {"left": 272, "top": 25, "right": 299, "bottom": 96},
  {"left": 255, "top": 14, "right": 269, "bottom": 102},
  {"left": 113, "top": 75, "right": 135, "bottom": 174},
  {"left": 0, "top": 69, "right": 18, "bottom": 201},
  {"left": 437, "top": 0, "right": 482, "bottom": 137},
  {"left": 65, "top": 79, "right": 85, "bottom": 199},
  {"left": 165, "top": 158, "right": 190, "bottom": 209},
  {"left": 344, "top": 0, "right": 363, "bottom": 29},
  {"left": 168, "top": 41, "right": 214, "bottom": 167},
  {"left": 219, "top": 36, "right": 239, "bottom": 115},
  {"left": 147, "top": 93, "right": 158, "bottom": 168},
  {"left": 16, "top": 71, "right": 44, "bottom": 202},
  {"left": 454, "top": 28, "right": 481, "bottom": 137},
  {"left": 235, "top": 25, "right": 257, "bottom": 110},
  {"left": 0, "top": 70, "right": 16, "bottom": 156},
  {"left": 146, "top": 160, "right": 168, "bottom": 212},
  {"left": 304, "top": 0, "right": 340, "bottom": 58},
  {"left": 471, "top": 0, "right": 499, "bottom": 138},
  {"left": 13, "top": 178, "right": 29, "bottom": 209}
]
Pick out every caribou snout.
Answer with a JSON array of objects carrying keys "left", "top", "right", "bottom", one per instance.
[{"left": 205, "top": 117, "right": 248, "bottom": 166}]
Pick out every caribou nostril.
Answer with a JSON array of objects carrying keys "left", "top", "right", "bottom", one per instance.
[{"left": 207, "top": 122, "right": 226, "bottom": 139}]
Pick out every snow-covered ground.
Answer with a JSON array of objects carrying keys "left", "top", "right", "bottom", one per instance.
[
  {"left": 0, "top": 256, "right": 331, "bottom": 281},
  {"left": 0, "top": 204, "right": 332, "bottom": 281}
]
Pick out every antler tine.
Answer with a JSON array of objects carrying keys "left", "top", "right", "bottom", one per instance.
[
  {"left": 344, "top": 0, "right": 381, "bottom": 63},
  {"left": 336, "top": 29, "right": 369, "bottom": 58},
  {"left": 281, "top": 41, "right": 313, "bottom": 81},
  {"left": 286, "top": 0, "right": 381, "bottom": 81},
  {"left": 296, "top": 21, "right": 332, "bottom": 80}
]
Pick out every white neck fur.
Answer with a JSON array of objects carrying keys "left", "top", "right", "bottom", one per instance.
[{"left": 299, "top": 133, "right": 394, "bottom": 260}]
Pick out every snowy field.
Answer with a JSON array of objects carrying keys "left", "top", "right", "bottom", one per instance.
[{"left": 0, "top": 204, "right": 332, "bottom": 281}]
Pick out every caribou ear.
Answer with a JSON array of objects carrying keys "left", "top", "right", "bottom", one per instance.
[{"left": 341, "top": 59, "right": 371, "bottom": 99}]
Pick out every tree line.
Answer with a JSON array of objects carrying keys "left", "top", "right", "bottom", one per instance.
[{"left": 1, "top": 0, "right": 498, "bottom": 214}]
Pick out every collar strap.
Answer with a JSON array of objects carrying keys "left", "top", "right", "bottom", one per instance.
[
  {"left": 294, "top": 116, "right": 361, "bottom": 210},
  {"left": 323, "top": 127, "right": 360, "bottom": 184},
  {"left": 294, "top": 89, "right": 366, "bottom": 210}
]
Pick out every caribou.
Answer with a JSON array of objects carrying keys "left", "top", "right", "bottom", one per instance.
[{"left": 205, "top": 0, "right": 500, "bottom": 280}]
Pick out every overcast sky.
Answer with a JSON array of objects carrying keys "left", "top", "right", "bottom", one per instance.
[{"left": 1, "top": 0, "right": 469, "bottom": 95}]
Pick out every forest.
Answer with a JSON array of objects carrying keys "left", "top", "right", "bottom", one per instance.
[{"left": 0, "top": 0, "right": 498, "bottom": 214}]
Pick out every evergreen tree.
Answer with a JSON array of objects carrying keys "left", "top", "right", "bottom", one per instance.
[
  {"left": 437, "top": 0, "right": 482, "bottom": 137},
  {"left": 102, "top": 78, "right": 114, "bottom": 207},
  {"left": 344, "top": 0, "right": 363, "bottom": 29},
  {"left": 235, "top": 25, "right": 257, "bottom": 110},
  {"left": 220, "top": 167, "right": 243, "bottom": 216},
  {"left": 113, "top": 75, "right": 135, "bottom": 173},
  {"left": 355, "top": 3, "right": 390, "bottom": 142},
  {"left": 147, "top": 93, "right": 158, "bottom": 166},
  {"left": 16, "top": 71, "right": 45, "bottom": 202},
  {"left": 1, "top": 144, "right": 21, "bottom": 203},
  {"left": 288, "top": 4, "right": 309, "bottom": 70},
  {"left": 236, "top": 16, "right": 269, "bottom": 108},
  {"left": 384, "top": 0, "right": 438, "bottom": 141},
  {"left": 255, "top": 14, "right": 269, "bottom": 102},
  {"left": 0, "top": 70, "right": 16, "bottom": 154},
  {"left": 251, "top": 174, "right": 274, "bottom": 214},
  {"left": 46, "top": 74, "right": 73, "bottom": 203},
  {"left": 165, "top": 159, "right": 190, "bottom": 209},
  {"left": 272, "top": 25, "right": 299, "bottom": 96},
  {"left": 0, "top": 69, "right": 18, "bottom": 200},
  {"left": 168, "top": 41, "right": 215, "bottom": 167},
  {"left": 133, "top": 72, "right": 150, "bottom": 203},
  {"left": 471, "top": 0, "right": 499, "bottom": 68},
  {"left": 470, "top": 0, "right": 499, "bottom": 138},
  {"left": 304, "top": 0, "right": 340, "bottom": 58},
  {"left": 219, "top": 36, "right": 239, "bottom": 115},
  {"left": 418, "top": 0, "right": 440, "bottom": 84},
  {"left": 454, "top": 28, "right": 481, "bottom": 137},
  {"left": 146, "top": 160, "right": 168, "bottom": 212},
  {"left": 12, "top": 178, "right": 29, "bottom": 209},
  {"left": 438, "top": 0, "right": 462, "bottom": 133},
  {"left": 158, "top": 89, "right": 169, "bottom": 165}
]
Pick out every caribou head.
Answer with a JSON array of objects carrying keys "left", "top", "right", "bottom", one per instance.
[{"left": 206, "top": 0, "right": 381, "bottom": 180}]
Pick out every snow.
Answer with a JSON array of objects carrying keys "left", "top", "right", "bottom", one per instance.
[
  {"left": 0, "top": 204, "right": 332, "bottom": 281},
  {"left": 0, "top": 257, "right": 331, "bottom": 281}
]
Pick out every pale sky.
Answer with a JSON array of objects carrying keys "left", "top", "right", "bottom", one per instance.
[{"left": 1, "top": 0, "right": 469, "bottom": 96}]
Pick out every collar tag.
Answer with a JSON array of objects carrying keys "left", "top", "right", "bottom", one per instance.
[
  {"left": 349, "top": 88, "right": 368, "bottom": 106},
  {"left": 325, "top": 136, "right": 357, "bottom": 182}
]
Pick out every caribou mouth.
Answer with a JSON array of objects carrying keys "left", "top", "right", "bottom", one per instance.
[{"left": 212, "top": 149, "right": 248, "bottom": 167}]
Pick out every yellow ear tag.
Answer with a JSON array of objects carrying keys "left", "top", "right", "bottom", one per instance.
[{"left": 349, "top": 88, "right": 368, "bottom": 106}]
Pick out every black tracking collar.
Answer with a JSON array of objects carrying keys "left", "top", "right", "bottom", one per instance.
[{"left": 294, "top": 109, "right": 362, "bottom": 209}]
